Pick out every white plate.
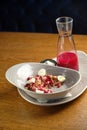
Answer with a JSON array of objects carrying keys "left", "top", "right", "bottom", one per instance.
[{"left": 17, "top": 51, "right": 87, "bottom": 106}]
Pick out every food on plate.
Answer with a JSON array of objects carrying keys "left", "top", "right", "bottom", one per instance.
[{"left": 24, "top": 68, "right": 66, "bottom": 94}]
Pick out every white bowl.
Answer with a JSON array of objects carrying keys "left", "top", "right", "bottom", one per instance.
[{"left": 5, "top": 62, "right": 81, "bottom": 102}]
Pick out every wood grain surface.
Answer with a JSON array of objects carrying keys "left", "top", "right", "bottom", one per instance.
[{"left": 0, "top": 32, "right": 87, "bottom": 130}]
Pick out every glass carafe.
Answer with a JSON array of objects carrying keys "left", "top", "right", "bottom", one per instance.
[{"left": 56, "top": 17, "right": 79, "bottom": 70}]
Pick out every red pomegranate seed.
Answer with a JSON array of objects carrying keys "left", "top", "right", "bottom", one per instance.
[{"left": 24, "top": 73, "right": 65, "bottom": 93}]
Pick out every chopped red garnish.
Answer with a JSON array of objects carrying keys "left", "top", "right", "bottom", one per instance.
[{"left": 24, "top": 74, "right": 65, "bottom": 93}]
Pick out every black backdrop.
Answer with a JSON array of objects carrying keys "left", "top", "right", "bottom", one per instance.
[{"left": 0, "top": 0, "right": 87, "bottom": 34}]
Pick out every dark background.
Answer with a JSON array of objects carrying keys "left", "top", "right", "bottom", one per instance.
[{"left": 0, "top": 0, "right": 87, "bottom": 34}]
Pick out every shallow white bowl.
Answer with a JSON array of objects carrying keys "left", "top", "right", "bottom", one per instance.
[{"left": 5, "top": 62, "right": 81, "bottom": 102}]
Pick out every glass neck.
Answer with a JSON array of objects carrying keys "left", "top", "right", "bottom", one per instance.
[
  {"left": 58, "top": 30, "right": 72, "bottom": 36},
  {"left": 56, "top": 21, "right": 73, "bottom": 36}
]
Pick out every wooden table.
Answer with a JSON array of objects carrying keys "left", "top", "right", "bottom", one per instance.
[{"left": 0, "top": 32, "right": 87, "bottom": 130}]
